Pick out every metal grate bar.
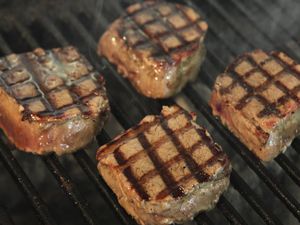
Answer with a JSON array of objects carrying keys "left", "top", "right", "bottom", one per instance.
[
  {"left": 229, "top": 0, "right": 300, "bottom": 46},
  {"left": 0, "top": 139, "right": 57, "bottom": 225},
  {"left": 0, "top": 206, "right": 15, "bottom": 225},
  {"left": 198, "top": 0, "right": 300, "bottom": 61},
  {"left": 73, "top": 149, "right": 136, "bottom": 225},
  {"left": 183, "top": 84, "right": 300, "bottom": 221},
  {"left": 230, "top": 170, "right": 283, "bottom": 225},
  {"left": 0, "top": 34, "right": 11, "bottom": 55},
  {"left": 42, "top": 154, "right": 98, "bottom": 225},
  {"left": 275, "top": 155, "right": 300, "bottom": 187},
  {"left": 292, "top": 139, "right": 300, "bottom": 154},
  {"left": 217, "top": 196, "right": 248, "bottom": 225},
  {"left": 225, "top": 0, "right": 300, "bottom": 61},
  {"left": 38, "top": 15, "right": 69, "bottom": 46}
]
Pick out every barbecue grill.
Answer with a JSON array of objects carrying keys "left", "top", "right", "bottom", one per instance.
[{"left": 0, "top": 0, "right": 299, "bottom": 224}]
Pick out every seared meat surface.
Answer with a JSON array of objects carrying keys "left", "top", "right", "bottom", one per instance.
[
  {"left": 210, "top": 49, "right": 300, "bottom": 161},
  {"left": 97, "top": 105, "right": 231, "bottom": 225},
  {"left": 0, "top": 46, "right": 110, "bottom": 155},
  {"left": 98, "top": 1, "right": 208, "bottom": 99}
]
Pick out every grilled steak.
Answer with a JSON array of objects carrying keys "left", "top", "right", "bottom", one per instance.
[
  {"left": 210, "top": 49, "right": 300, "bottom": 161},
  {"left": 98, "top": 1, "right": 208, "bottom": 99},
  {"left": 97, "top": 105, "right": 231, "bottom": 225},
  {"left": 0, "top": 46, "right": 110, "bottom": 155}
]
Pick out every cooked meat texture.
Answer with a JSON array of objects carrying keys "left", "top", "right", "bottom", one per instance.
[
  {"left": 98, "top": 1, "right": 208, "bottom": 99},
  {"left": 210, "top": 49, "right": 300, "bottom": 161},
  {"left": 0, "top": 46, "right": 110, "bottom": 155},
  {"left": 97, "top": 105, "right": 231, "bottom": 225}
]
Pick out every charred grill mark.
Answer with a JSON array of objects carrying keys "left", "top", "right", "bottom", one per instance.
[
  {"left": 160, "top": 117, "right": 210, "bottom": 186},
  {"left": 221, "top": 50, "right": 300, "bottom": 120},
  {"left": 222, "top": 67, "right": 274, "bottom": 113},
  {"left": 19, "top": 54, "right": 55, "bottom": 115},
  {"left": 195, "top": 127, "right": 222, "bottom": 156},
  {"left": 138, "top": 137, "right": 206, "bottom": 185},
  {"left": 118, "top": 121, "right": 193, "bottom": 169},
  {"left": 157, "top": 151, "right": 225, "bottom": 200},
  {"left": 138, "top": 133, "right": 185, "bottom": 199},
  {"left": 118, "top": 1, "right": 206, "bottom": 62},
  {"left": 107, "top": 107, "right": 228, "bottom": 201},
  {"left": 0, "top": 48, "right": 107, "bottom": 120},
  {"left": 114, "top": 148, "right": 150, "bottom": 201}
]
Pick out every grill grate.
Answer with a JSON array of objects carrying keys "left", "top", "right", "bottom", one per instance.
[{"left": 0, "top": 0, "right": 299, "bottom": 224}]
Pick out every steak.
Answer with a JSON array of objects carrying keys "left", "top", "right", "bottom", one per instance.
[
  {"left": 210, "top": 49, "right": 300, "bottom": 161},
  {"left": 0, "top": 46, "right": 110, "bottom": 155},
  {"left": 97, "top": 105, "right": 231, "bottom": 225},
  {"left": 98, "top": 1, "right": 208, "bottom": 99}
]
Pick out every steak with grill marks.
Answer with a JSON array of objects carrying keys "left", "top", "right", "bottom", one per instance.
[
  {"left": 98, "top": 1, "right": 208, "bottom": 99},
  {"left": 210, "top": 49, "right": 300, "bottom": 161},
  {"left": 97, "top": 105, "right": 231, "bottom": 225},
  {"left": 0, "top": 46, "right": 110, "bottom": 155}
]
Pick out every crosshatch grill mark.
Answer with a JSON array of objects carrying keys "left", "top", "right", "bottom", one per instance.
[
  {"left": 220, "top": 50, "right": 300, "bottom": 119},
  {"left": 0, "top": 47, "right": 107, "bottom": 120},
  {"left": 113, "top": 108, "right": 228, "bottom": 201},
  {"left": 117, "top": 1, "right": 207, "bottom": 63}
]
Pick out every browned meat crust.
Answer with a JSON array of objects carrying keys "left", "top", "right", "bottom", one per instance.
[
  {"left": 98, "top": 1, "right": 208, "bottom": 99},
  {"left": 0, "top": 46, "right": 110, "bottom": 155},
  {"left": 210, "top": 49, "right": 300, "bottom": 161},
  {"left": 97, "top": 105, "right": 231, "bottom": 225}
]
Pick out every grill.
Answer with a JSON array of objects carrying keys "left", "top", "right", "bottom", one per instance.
[{"left": 0, "top": 0, "right": 299, "bottom": 224}]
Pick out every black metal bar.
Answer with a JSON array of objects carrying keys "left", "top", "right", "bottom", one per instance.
[
  {"left": 194, "top": 213, "right": 215, "bottom": 225},
  {"left": 275, "top": 155, "right": 300, "bottom": 187},
  {"left": 251, "top": 0, "right": 299, "bottom": 40},
  {"left": 13, "top": 20, "right": 39, "bottom": 48},
  {"left": 38, "top": 15, "right": 69, "bottom": 46},
  {"left": 0, "top": 206, "right": 15, "bottom": 225},
  {"left": 198, "top": 0, "right": 300, "bottom": 61},
  {"left": 73, "top": 149, "right": 136, "bottom": 225},
  {"left": 231, "top": 0, "right": 300, "bottom": 46},
  {"left": 0, "top": 34, "right": 11, "bottom": 55},
  {"left": 292, "top": 139, "right": 300, "bottom": 154},
  {"left": 0, "top": 139, "right": 57, "bottom": 225},
  {"left": 183, "top": 84, "right": 300, "bottom": 221},
  {"left": 42, "top": 154, "right": 98, "bottom": 225},
  {"left": 217, "top": 196, "right": 248, "bottom": 225},
  {"left": 230, "top": 170, "right": 283, "bottom": 225}
]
